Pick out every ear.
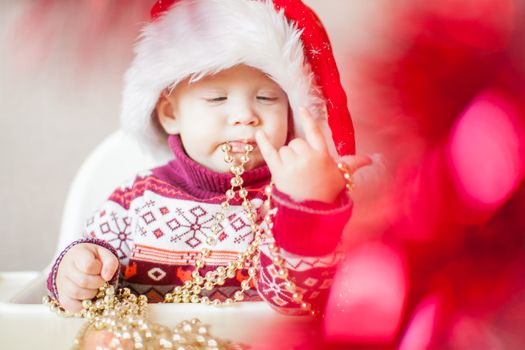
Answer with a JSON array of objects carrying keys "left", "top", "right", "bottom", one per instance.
[{"left": 156, "top": 90, "right": 180, "bottom": 134}]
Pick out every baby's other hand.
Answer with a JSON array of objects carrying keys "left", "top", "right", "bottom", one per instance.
[
  {"left": 256, "top": 107, "right": 369, "bottom": 203},
  {"left": 55, "top": 243, "right": 119, "bottom": 312}
]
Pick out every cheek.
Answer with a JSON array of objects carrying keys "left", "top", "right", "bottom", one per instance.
[
  {"left": 278, "top": 123, "right": 289, "bottom": 146},
  {"left": 182, "top": 127, "right": 217, "bottom": 155},
  {"left": 270, "top": 108, "right": 289, "bottom": 146},
  {"left": 179, "top": 122, "right": 214, "bottom": 157},
  {"left": 180, "top": 108, "right": 221, "bottom": 141}
]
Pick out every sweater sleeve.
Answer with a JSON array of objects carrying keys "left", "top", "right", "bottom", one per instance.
[
  {"left": 255, "top": 187, "right": 352, "bottom": 315},
  {"left": 47, "top": 185, "right": 135, "bottom": 301}
]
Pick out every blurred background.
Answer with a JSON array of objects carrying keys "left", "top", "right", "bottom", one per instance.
[{"left": 1, "top": 0, "right": 525, "bottom": 348}]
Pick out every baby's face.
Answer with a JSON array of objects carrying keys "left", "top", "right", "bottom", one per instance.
[{"left": 161, "top": 65, "right": 289, "bottom": 172}]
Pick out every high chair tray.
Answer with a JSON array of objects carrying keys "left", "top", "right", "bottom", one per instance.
[{"left": 0, "top": 271, "right": 317, "bottom": 349}]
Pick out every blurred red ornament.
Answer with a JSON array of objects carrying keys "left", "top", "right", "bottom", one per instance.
[{"left": 324, "top": 243, "right": 408, "bottom": 344}]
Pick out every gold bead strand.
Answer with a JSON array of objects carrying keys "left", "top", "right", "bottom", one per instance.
[
  {"left": 260, "top": 183, "right": 316, "bottom": 316},
  {"left": 43, "top": 295, "right": 84, "bottom": 318},
  {"left": 337, "top": 161, "right": 355, "bottom": 192},
  {"left": 260, "top": 160, "right": 355, "bottom": 316},
  {"left": 165, "top": 141, "right": 262, "bottom": 306}
]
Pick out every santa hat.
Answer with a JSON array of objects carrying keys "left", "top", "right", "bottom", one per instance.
[{"left": 121, "top": 0, "right": 355, "bottom": 159}]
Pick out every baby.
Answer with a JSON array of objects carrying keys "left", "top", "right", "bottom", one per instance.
[{"left": 47, "top": 0, "right": 367, "bottom": 315}]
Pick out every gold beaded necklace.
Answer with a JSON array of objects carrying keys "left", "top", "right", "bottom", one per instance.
[
  {"left": 44, "top": 141, "right": 355, "bottom": 348},
  {"left": 164, "top": 143, "right": 260, "bottom": 306}
]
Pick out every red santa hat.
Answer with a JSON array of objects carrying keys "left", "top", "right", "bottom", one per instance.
[{"left": 121, "top": 0, "right": 355, "bottom": 158}]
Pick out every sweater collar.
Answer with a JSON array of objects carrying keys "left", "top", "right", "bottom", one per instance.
[{"left": 165, "top": 135, "right": 270, "bottom": 197}]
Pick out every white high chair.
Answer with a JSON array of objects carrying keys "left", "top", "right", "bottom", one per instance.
[{"left": 0, "top": 130, "right": 315, "bottom": 349}]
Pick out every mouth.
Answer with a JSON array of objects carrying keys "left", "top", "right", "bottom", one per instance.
[{"left": 226, "top": 140, "right": 256, "bottom": 153}]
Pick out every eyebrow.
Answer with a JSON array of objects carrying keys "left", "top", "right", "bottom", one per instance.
[
  {"left": 195, "top": 87, "right": 227, "bottom": 93},
  {"left": 257, "top": 86, "right": 286, "bottom": 95}
]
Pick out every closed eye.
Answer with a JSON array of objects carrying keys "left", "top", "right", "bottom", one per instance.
[
  {"left": 257, "top": 96, "right": 278, "bottom": 102},
  {"left": 205, "top": 97, "right": 227, "bottom": 103}
]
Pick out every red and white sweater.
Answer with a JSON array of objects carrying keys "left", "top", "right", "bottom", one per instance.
[{"left": 48, "top": 135, "right": 352, "bottom": 315}]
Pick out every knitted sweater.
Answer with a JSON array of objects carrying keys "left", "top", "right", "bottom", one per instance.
[{"left": 48, "top": 135, "right": 352, "bottom": 315}]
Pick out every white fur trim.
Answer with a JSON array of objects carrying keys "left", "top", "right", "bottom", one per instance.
[{"left": 121, "top": 0, "right": 332, "bottom": 157}]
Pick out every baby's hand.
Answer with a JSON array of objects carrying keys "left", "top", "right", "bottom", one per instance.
[
  {"left": 55, "top": 243, "right": 119, "bottom": 312},
  {"left": 256, "top": 108, "right": 370, "bottom": 203}
]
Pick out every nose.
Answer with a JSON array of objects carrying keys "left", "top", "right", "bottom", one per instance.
[{"left": 228, "top": 101, "right": 260, "bottom": 126}]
